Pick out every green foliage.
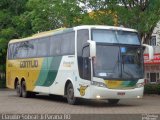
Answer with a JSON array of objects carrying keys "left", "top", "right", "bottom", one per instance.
[
  {"left": 144, "top": 84, "right": 160, "bottom": 94},
  {"left": 0, "top": 71, "right": 5, "bottom": 88},
  {"left": 25, "top": 0, "right": 82, "bottom": 32},
  {"left": 113, "top": 0, "right": 160, "bottom": 42},
  {"left": 0, "top": 0, "right": 29, "bottom": 72},
  {"left": 0, "top": 0, "right": 28, "bottom": 15},
  {"left": 157, "top": 84, "right": 160, "bottom": 95},
  {"left": 0, "top": 0, "right": 83, "bottom": 72},
  {"left": 82, "top": 0, "right": 160, "bottom": 43},
  {"left": 80, "top": 11, "right": 115, "bottom": 25},
  {"left": 0, "top": 78, "right": 6, "bottom": 88}
]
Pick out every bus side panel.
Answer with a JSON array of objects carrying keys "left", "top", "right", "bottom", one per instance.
[
  {"left": 49, "top": 56, "right": 75, "bottom": 95},
  {"left": 25, "top": 58, "right": 44, "bottom": 91},
  {"left": 6, "top": 60, "right": 23, "bottom": 89},
  {"left": 6, "top": 60, "right": 14, "bottom": 89},
  {"left": 34, "top": 56, "right": 62, "bottom": 93},
  {"left": 6, "top": 58, "right": 44, "bottom": 91}
]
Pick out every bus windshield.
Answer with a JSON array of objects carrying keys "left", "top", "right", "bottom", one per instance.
[
  {"left": 92, "top": 29, "right": 140, "bottom": 45},
  {"left": 92, "top": 29, "right": 143, "bottom": 80}
]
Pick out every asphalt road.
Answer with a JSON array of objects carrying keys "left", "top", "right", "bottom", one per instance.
[{"left": 0, "top": 89, "right": 160, "bottom": 120}]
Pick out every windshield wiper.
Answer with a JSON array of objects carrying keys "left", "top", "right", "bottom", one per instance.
[
  {"left": 122, "top": 63, "right": 134, "bottom": 78},
  {"left": 111, "top": 52, "right": 121, "bottom": 78}
]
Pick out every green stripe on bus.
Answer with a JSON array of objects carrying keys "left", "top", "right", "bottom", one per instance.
[
  {"left": 121, "top": 80, "right": 138, "bottom": 87},
  {"left": 35, "top": 56, "right": 62, "bottom": 87},
  {"left": 35, "top": 58, "right": 49, "bottom": 86},
  {"left": 127, "top": 80, "right": 137, "bottom": 87},
  {"left": 43, "top": 56, "right": 62, "bottom": 86}
]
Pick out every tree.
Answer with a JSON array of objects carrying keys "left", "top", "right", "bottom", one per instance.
[
  {"left": 25, "top": 0, "right": 82, "bottom": 32},
  {"left": 0, "top": 0, "right": 28, "bottom": 72},
  {"left": 79, "top": 0, "right": 160, "bottom": 43},
  {"left": 114, "top": 0, "right": 160, "bottom": 43},
  {"left": 0, "top": 0, "right": 82, "bottom": 72},
  {"left": 80, "top": 10, "right": 118, "bottom": 26}
]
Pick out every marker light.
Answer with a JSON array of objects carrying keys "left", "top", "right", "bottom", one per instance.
[
  {"left": 137, "top": 96, "right": 142, "bottom": 99},
  {"left": 91, "top": 81, "right": 106, "bottom": 88},
  {"left": 136, "top": 82, "right": 145, "bottom": 88},
  {"left": 96, "top": 95, "right": 101, "bottom": 99}
]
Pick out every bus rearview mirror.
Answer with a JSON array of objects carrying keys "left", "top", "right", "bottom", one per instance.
[
  {"left": 142, "top": 44, "right": 154, "bottom": 60},
  {"left": 87, "top": 40, "right": 96, "bottom": 58}
]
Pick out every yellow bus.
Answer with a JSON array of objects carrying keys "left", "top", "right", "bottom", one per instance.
[{"left": 6, "top": 25, "right": 153, "bottom": 105}]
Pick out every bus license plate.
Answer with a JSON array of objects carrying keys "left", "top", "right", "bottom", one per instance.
[{"left": 117, "top": 92, "right": 125, "bottom": 96}]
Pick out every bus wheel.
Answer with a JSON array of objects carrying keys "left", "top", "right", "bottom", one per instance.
[
  {"left": 21, "top": 81, "right": 29, "bottom": 98},
  {"left": 108, "top": 99, "right": 119, "bottom": 105},
  {"left": 66, "top": 83, "right": 77, "bottom": 105},
  {"left": 16, "top": 81, "right": 22, "bottom": 97}
]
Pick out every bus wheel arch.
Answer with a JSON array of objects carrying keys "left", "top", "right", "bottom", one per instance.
[
  {"left": 20, "top": 78, "right": 35, "bottom": 98},
  {"left": 20, "top": 78, "right": 26, "bottom": 86},
  {"left": 14, "top": 77, "right": 22, "bottom": 97},
  {"left": 14, "top": 77, "right": 19, "bottom": 89},
  {"left": 21, "top": 78, "right": 28, "bottom": 98},
  {"left": 64, "top": 80, "right": 72, "bottom": 96},
  {"left": 65, "top": 80, "right": 78, "bottom": 105}
]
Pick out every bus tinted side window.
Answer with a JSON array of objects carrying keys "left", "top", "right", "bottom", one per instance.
[
  {"left": 77, "top": 29, "right": 91, "bottom": 80},
  {"left": 12, "top": 41, "right": 37, "bottom": 59},
  {"left": 77, "top": 30, "right": 89, "bottom": 56},
  {"left": 50, "top": 31, "right": 75, "bottom": 56},
  {"left": 16, "top": 41, "right": 29, "bottom": 58},
  {"left": 27, "top": 40, "right": 38, "bottom": 58},
  {"left": 13, "top": 43, "right": 20, "bottom": 59},
  {"left": 37, "top": 37, "right": 50, "bottom": 57},
  {"left": 50, "top": 35, "right": 61, "bottom": 56},
  {"left": 61, "top": 32, "right": 75, "bottom": 55},
  {"left": 8, "top": 44, "right": 14, "bottom": 59}
]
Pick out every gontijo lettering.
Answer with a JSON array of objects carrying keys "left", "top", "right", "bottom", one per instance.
[{"left": 20, "top": 60, "right": 38, "bottom": 68}]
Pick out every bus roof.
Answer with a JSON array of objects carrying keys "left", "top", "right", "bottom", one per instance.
[
  {"left": 9, "top": 28, "right": 67, "bottom": 44},
  {"left": 73, "top": 25, "right": 137, "bottom": 32},
  {"left": 9, "top": 25, "right": 137, "bottom": 44}
]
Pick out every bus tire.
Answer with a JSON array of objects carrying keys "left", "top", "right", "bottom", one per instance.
[
  {"left": 21, "top": 81, "right": 30, "bottom": 98},
  {"left": 16, "top": 81, "right": 22, "bottom": 97},
  {"left": 66, "top": 83, "right": 78, "bottom": 105},
  {"left": 108, "top": 99, "right": 119, "bottom": 105}
]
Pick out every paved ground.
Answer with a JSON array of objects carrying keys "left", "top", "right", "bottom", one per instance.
[{"left": 0, "top": 89, "right": 160, "bottom": 114}]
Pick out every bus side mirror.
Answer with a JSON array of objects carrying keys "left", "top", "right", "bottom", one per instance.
[
  {"left": 87, "top": 40, "right": 96, "bottom": 58},
  {"left": 142, "top": 44, "right": 154, "bottom": 60}
]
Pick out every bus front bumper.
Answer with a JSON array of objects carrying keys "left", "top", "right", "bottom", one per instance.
[{"left": 89, "top": 86, "right": 144, "bottom": 100}]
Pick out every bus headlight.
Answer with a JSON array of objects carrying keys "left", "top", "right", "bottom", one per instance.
[
  {"left": 136, "top": 82, "right": 145, "bottom": 88},
  {"left": 91, "top": 81, "right": 106, "bottom": 88}
]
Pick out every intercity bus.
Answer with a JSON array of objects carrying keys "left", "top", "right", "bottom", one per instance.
[{"left": 6, "top": 25, "right": 153, "bottom": 105}]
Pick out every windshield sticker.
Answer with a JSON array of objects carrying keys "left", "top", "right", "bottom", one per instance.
[
  {"left": 98, "top": 73, "right": 107, "bottom": 77},
  {"left": 121, "top": 47, "right": 126, "bottom": 53},
  {"left": 77, "top": 85, "right": 88, "bottom": 96}
]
